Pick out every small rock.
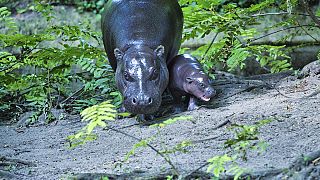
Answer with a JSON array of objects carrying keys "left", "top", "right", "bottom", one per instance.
[{"left": 298, "top": 60, "right": 320, "bottom": 78}]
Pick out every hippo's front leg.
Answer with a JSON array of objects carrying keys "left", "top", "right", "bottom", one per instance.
[
  {"left": 117, "top": 104, "right": 126, "bottom": 113},
  {"left": 137, "top": 114, "right": 155, "bottom": 124},
  {"left": 187, "top": 96, "right": 199, "bottom": 111}
]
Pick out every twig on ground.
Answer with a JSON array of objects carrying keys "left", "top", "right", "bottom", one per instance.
[
  {"left": 184, "top": 161, "right": 210, "bottom": 179},
  {"left": 191, "top": 136, "right": 220, "bottom": 144},
  {"left": 212, "top": 119, "right": 231, "bottom": 131},
  {"left": 301, "top": 88, "right": 320, "bottom": 99},
  {"left": 186, "top": 149, "right": 320, "bottom": 179},
  {"left": 0, "top": 156, "right": 35, "bottom": 166},
  {"left": 216, "top": 78, "right": 293, "bottom": 101},
  {"left": 191, "top": 119, "right": 231, "bottom": 144}
]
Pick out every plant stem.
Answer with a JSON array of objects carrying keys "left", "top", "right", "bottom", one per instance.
[
  {"left": 104, "top": 126, "right": 180, "bottom": 176},
  {"left": 201, "top": 32, "right": 219, "bottom": 61}
]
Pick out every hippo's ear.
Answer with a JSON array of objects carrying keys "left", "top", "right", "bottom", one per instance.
[
  {"left": 154, "top": 45, "right": 164, "bottom": 57},
  {"left": 186, "top": 77, "right": 194, "bottom": 84},
  {"left": 114, "top": 48, "right": 124, "bottom": 61}
]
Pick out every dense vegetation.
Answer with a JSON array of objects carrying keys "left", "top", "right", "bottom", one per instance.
[
  {"left": 1, "top": 0, "right": 319, "bottom": 123},
  {"left": 0, "top": 0, "right": 319, "bottom": 178}
]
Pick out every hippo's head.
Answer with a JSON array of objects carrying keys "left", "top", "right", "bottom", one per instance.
[
  {"left": 114, "top": 45, "right": 168, "bottom": 115},
  {"left": 183, "top": 73, "right": 216, "bottom": 101}
]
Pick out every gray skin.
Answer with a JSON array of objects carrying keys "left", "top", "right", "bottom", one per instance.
[
  {"left": 101, "top": 0, "right": 183, "bottom": 116},
  {"left": 168, "top": 54, "right": 216, "bottom": 112}
]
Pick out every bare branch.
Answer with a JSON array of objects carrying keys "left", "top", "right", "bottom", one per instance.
[
  {"left": 251, "top": 12, "right": 319, "bottom": 18},
  {"left": 249, "top": 25, "right": 316, "bottom": 43},
  {"left": 300, "top": 0, "right": 320, "bottom": 27},
  {"left": 201, "top": 32, "right": 219, "bottom": 61}
]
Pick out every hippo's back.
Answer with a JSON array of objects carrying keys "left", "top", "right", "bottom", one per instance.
[
  {"left": 101, "top": 0, "right": 183, "bottom": 70},
  {"left": 169, "top": 54, "right": 203, "bottom": 74}
]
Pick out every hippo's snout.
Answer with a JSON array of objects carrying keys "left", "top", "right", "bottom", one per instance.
[
  {"left": 132, "top": 95, "right": 153, "bottom": 106},
  {"left": 123, "top": 93, "right": 161, "bottom": 115},
  {"left": 200, "top": 87, "right": 217, "bottom": 102},
  {"left": 206, "top": 88, "right": 216, "bottom": 98}
]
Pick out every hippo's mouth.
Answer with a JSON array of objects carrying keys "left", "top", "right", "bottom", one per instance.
[{"left": 201, "top": 95, "right": 211, "bottom": 102}]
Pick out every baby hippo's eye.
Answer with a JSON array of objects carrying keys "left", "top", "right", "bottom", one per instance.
[
  {"left": 149, "top": 68, "right": 159, "bottom": 80},
  {"left": 199, "top": 82, "right": 205, "bottom": 88}
]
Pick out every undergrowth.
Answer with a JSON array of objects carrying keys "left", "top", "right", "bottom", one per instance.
[
  {"left": 0, "top": 1, "right": 118, "bottom": 123},
  {"left": 180, "top": 0, "right": 319, "bottom": 75},
  {"left": 1, "top": 0, "right": 319, "bottom": 179},
  {"left": 69, "top": 100, "right": 271, "bottom": 179}
]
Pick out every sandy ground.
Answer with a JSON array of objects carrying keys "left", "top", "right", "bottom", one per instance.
[{"left": 0, "top": 69, "right": 319, "bottom": 179}]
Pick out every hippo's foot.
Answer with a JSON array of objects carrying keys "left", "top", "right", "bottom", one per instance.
[
  {"left": 298, "top": 60, "right": 320, "bottom": 78},
  {"left": 116, "top": 105, "right": 134, "bottom": 119},
  {"left": 172, "top": 104, "right": 184, "bottom": 114},
  {"left": 187, "top": 103, "right": 199, "bottom": 111},
  {"left": 136, "top": 114, "right": 155, "bottom": 125},
  {"left": 187, "top": 96, "right": 199, "bottom": 111},
  {"left": 117, "top": 105, "right": 126, "bottom": 113}
]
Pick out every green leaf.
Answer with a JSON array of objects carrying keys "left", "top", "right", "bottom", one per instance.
[
  {"left": 124, "top": 139, "right": 149, "bottom": 161},
  {"left": 150, "top": 116, "right": 193, "bottom": 128}
]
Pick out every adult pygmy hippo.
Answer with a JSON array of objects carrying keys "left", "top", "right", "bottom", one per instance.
[
  {"left": 101, "top": 0, "right": 183, "bottom": 116},
  {"left": 168, "top": 54, "right": 216, "bottom": 112}
]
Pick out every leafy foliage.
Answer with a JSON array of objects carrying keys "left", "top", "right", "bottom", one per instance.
[
  {"left": 180, "top": 0, "right": 319, "bottom": 74},
  {"left": 1, "top": 0, "right": 319, "bottom": 177},
  {"left": 224, "top": 119, "right": 271, "bottom": 161},
  {"left": 120, "top": 116, "right": 193, "bottom": 176},
  {"left": 74, "top": 0, "right": 106, "bottom": 14},
  {"left": 124, "top": 138, "right": 151, "bottom": 161},
  {"left": 125, "top": 116, "right": 193, "bottom": 160},
  {"left": 0, "top": 2, "right": 116, "bottom": 122},
  {"left": 207, "top": 119, "right": 272, "bottom": 179},
  {"left": 67, "top": 100, "right": 116, "bottom": 148},
  {"left": 41, "top": 0, "right": 107, "bottom": 14}
]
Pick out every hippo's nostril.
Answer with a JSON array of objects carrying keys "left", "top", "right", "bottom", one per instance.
[
  {"left": 132, "top": 97, "right": 137, "bottom": 105},
  {"left": 148, "top": 97, "right": 153, "bottom": 104}
]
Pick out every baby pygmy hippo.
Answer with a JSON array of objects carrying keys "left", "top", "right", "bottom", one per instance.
[{"left": 168, "top": 54, "right": 216, "bottom": 112}]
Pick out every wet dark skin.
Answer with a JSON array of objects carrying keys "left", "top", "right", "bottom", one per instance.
[
  {"left": 168, "top": 54, "right": 217, "bottom": 113},
  {"left": 101, "top": 0, "right": 183, "bottom": 119}
]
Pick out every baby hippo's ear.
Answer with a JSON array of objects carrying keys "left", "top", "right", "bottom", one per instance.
[
  {"left": 154, "top": 45, "right": 165, "bottom": 57},
  {"left": 114, "top": 48, "right": 124, "bottom": 61},
  {"left": 186, "top": 77, "right": 194, "bottom": 84}
]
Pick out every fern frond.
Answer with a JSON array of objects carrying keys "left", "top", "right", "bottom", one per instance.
[{"left": 68, "top": 100, "right": 117, "bottom": 148}]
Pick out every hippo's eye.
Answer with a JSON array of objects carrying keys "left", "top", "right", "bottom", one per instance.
[
  {"left": 199, "top": 83, "right": 205, "bottom": 88},
  {"left": 123, "top": 71, "right": 133, "bottom": 81},
  {"left": 149, "top": 68, "right": 159, "bottom": 80}
]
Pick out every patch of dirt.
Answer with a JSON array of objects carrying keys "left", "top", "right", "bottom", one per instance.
[{"left": 0, "top": 68, "right": 319, "bottom": 179}]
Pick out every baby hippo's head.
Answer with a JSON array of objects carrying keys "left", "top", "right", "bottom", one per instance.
[{"left": 184, "top": 72, "right": 216, "bottom": 101}]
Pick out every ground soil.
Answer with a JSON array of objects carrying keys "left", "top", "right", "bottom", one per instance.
[{"left": 1, "top": 65, "right": 320, "bottom": 179}]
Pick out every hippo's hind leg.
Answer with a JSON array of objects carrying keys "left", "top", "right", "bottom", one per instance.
[
  {"left": 171, "top": 91, "right": 184, "bottom": 113},
  {"left": 187, "top": 96, "right": 199, "bottom": 111}
]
